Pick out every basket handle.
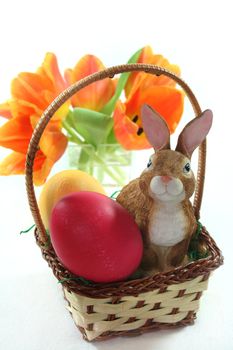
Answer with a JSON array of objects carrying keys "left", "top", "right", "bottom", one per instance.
[{"left": 26, "top": 63, "right": 205, "bottom": 247}]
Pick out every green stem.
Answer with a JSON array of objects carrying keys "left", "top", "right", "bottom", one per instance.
[
  {"left": 63, "top": 120, "right": 125, "bottom": 186},
  {"left": 63, "top": 119, "right": 83, "bottom": 144},
  {"left": 100, "top": 48, "right": 142, "bottom": 115}
]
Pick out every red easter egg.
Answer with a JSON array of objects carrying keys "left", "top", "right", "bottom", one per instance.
[{"left": 50, "top": 191, "right": 143, "bottom": 283}]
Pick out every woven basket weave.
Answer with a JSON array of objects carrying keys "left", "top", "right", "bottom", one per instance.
[{"left": 26, "top": 64, "right": 223, "bottom": 341}]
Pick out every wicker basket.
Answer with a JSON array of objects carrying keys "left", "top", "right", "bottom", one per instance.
[{"left": 26, "top": 64, "right": 223, "bottom": 341}]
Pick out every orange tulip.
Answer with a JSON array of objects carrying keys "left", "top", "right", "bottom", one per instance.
[
  {"left": 113, "top": 46, "right": 184, "bottom": 150},
  {"left": 0, "top": 53, "right": 69, "bottom": 185},
  {"left": 125, "top": 46, "right": 181, "bottom": 98},
  {"left": 65, "top": 54, "right": 116, "bottom": 111}
]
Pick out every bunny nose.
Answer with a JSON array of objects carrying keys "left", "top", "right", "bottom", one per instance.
[{"left": 161, "top": 176, "right": 172, "bottom": 184}]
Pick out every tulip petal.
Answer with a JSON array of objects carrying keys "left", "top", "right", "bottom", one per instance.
[
  {"left": 125, "top": 46, "right": 181, "bottom": 100},
  {"left": 11, "top": 73, "right": 50, "bottom": 110},
  {"left": 126, "top": 86, "right": 184, "bottom": 133},
  {"left": 37, "top": 52, "right": 67, "bottom": 92},
  {"left": 0, "top": 102, "right": 13, "bottom": 119},
  {"left": 11, "top": 72, "right": 66, "bottom": 114},
  {"left": 0, "top": 149, "right": 54, "bottom": 183},
  {"left": 32, "top": 130, "right": 67, "bottom": 185},
  {"left": 40, "top": 129, "right": 67, "bottom": 161},
  {"left": 0, "top": 116, "right": 33, "bottom": 153},
  {"left": 113, "top": 101, "right": 151, "bottom": 150},
  {"left": 125, "top": 46, "right": 153, "bottom": 98},
  {"left": 11, "top": 53, "right": 68, "bottom": 118},
  {"left": 0, "top": 53, "right": 69, "bottom": 185},
  {"left": 10, "top": 96, "right": 67, "bottom": 130},
  {"left": 114, "top": 84, "right": 184, "bottom": 150},
  {"left": 0, "top": 151, "right": 45, "bottom": 176},
  {"left": 9, "top": 99, "right": 42, "bottom": 118},
  {"left": 0, "top": 152, "right": 26, "bottom": 175},
  {"left": 33, "top": 158, "right": 54, "bottom": 186},
  {"left": 65, "top": 55, "right": 116, "bottom": 111},
  {"left": 135, "top": 58, "right": 181, "bottom": 92}
]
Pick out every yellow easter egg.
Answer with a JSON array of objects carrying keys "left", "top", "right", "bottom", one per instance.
[{"left": 38, "top": 170, "right": 106, "bottom": 229}]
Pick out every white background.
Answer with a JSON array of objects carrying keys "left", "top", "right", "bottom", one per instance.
[{"left": 0, "top": 1, "right": 232, "bottom": 349}]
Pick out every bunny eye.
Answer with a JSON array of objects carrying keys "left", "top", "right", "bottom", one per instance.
[
  {"left": 183, "top": 163, "right": 191, "bottom": 173},
  {"left": 147, "top": 158, "right": 153, "bottom": 168}
]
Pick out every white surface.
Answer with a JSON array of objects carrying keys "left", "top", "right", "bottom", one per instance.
[{"left": 0, "top": 1, "right": 233, "bottom": 349}]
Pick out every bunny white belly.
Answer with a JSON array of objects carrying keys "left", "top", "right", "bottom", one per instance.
[{"left": 149, "top": 203, "right": 187, "bottom": 247}]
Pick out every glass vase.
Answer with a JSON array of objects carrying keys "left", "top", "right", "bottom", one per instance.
[{"left": 67, "top": 143, "right": 133, "bottom": 195}]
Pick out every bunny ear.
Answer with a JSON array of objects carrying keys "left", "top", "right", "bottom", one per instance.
[
  {"left": 176, "top": 109, "right": 213, "bottom": 158},
  {"left": 141, "top": 104, "right": 170, "bottom": 151}
]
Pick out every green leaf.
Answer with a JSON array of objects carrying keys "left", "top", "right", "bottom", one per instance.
[
  {"left": 106, "top": 128, "right": 117, "bottom": 144},
  {"left": 66, "top": 108, "right": 114, "bottom": 147},
  {"left": 100, "top": 47, "right": 143, "bottom": 115}
]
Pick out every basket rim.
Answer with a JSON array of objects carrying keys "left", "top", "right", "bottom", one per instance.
[{"left": 36, "top": 226, "right": 223, "bottom": 299}]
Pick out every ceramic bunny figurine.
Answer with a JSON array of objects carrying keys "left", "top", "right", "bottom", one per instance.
[{"left": 117, "top": 104, "right": 213, "bottom": 274}]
